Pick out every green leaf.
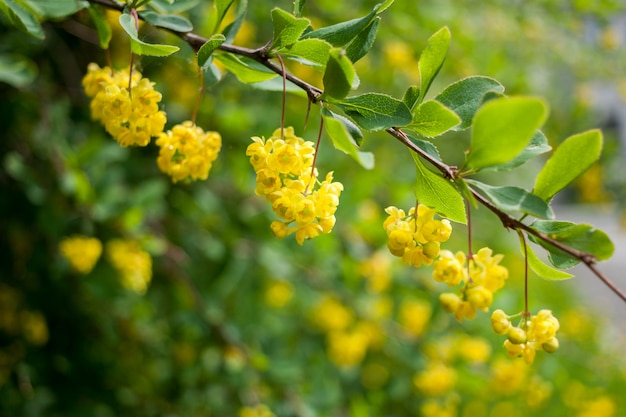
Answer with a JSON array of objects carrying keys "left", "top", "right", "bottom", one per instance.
[
  {"left": 280, "top": 38, "right": 332, "bottom": 68},
  {"left": 249, "top": 77, "right": 307, "bottom": 97},
  {"left": 530, "top": 220, "right": 614, "bottom": 268},
  {"left": 534, "top": 129, "right": 603, "bottom": 202},
  {"left": 332, "top": 93, "right": 412, "bottom": 131},
  {"left": 435, "top": 76, "right": 505, "bottom": 130},
  {"left": 412, "top": 154, "right": 466, "bottom": 223},
  {"left": 467, "top": 180, "right": 553, "bottom": 219},
  {"left": 215, "top": 53, "right": 277, "bottom": 83},
  {"left": 405, "top": 133, "right": 441, "bottom": 161},
  {"left": 417, "top": 26, "right": 451, "bottom": 103},
  {"left": 221, "top": 0, "right": 247, "bottom": 43},
  {"left": 0, "top": 0, "right": 44, "bottom": 39},
  {"left": 485, "top": 130, "right": 551, "bottom": 171},
  {"left": 293, "top": 0, "right": 306, "bottom": 17},
  {"left": 119, "top": 13, "right": 179, "bottom": 57},
  {"left": 0, "top": 54, "right": 37, "bottom": 87},
  {"left": 322, "top": 109, "right": 374, "bottom": 169},
  {"left": 27, "top": 0, "right": 87, "bottom": 18},
  {"left": 149, "top": 0, "right": 200, "bottom": 13},
  {"left": 330, "top": 112, "right": 364, "bottom": 146},
  {"left": 197, "top": 34, "right": 226, "bottom": 68},
  {"left": 201, "top": 60, "right": 222, "bottom": 87},
  {"left": 207, "top": 0, "right": 234, "bottom": 33},
  {"left": 522, "top": 238, "right": 574, "bottom": 280},
  {"left": 88, "top": 4, "right": 112, "bottom": 49},
  {"left": 270, "top": 8, "right": 310, "bottom": 51},
  {"left": 139, "top": 10, "right": 193, "bottom": 32},
  {"left": 465, "top": 96, "right": 548, "bottom": 171},
  {"left": 322, "top": 48, "right": 355, "bottom": 100},
  {"left": 407, "top": 100, "right": 461, "bottom": 138},
  {"left": 345, "top": 17, "right": 379, "bottom": 63},
  {"left": 301, "top": 1, "right": 392, "bottom": 46},
  {"left": 403, "top": 86, "right": 420, "bottom": 111}
]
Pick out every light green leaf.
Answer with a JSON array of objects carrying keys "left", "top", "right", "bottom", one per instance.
[
  {"left": 207, "top": 0, "right": 234, "bottom": 33},
  {"left": 293, "top": 0, "right": 306, "bottom": 17},
  {"left": 345, "top": 17, "right": 379, "bottom": 63},
  {"left": 198, "top": 34, "right": 226, "bottom": 68},
  {"left": 0, "top": 0, "right": 44, "bottom": 39},
  {"left": 221, "top": 0, "right": 247, "bottom": 43},
  {"left": 280, "top": 38, "right": 332, "bottom": 68},
  {"left": 467, "top": 179, "right": 553, "bottom": 219},
  {"left": 215, "top": 53, "right": 277, "bottom": 83},
  {"left": 418, "top": 26, "right": 451, "bottom": 103},
  {"left": 412, "top": 154, "right": 466, "bottom": 223},
  {"left": 27, "top": 0, "right": 87, "bottom": 18},
  {"left": 435, "top": 76, "right": 505, "bottom": 129},
  {"left": 301, "top": 1, "right": 391, "bottom": 47},
  {"left": 465, "top": 96, "right": 548, "bottom": 171},
  {"left": 322, "top": 48, "right": 355, "bottom": 100},
  {"left": 322, "top": 109, "right": 374, "bottom": 169},
  {"left": 119, "top": 13, "right": 179, "bottom": 57},
  {"left": 249, "top": 77, "right": 307, "bottom": 97},
  {"left": 485, "top": 130, "right": 551, "bottom": 171},
  {"left": 88, "top": 4, "right": 112, "bottom": 49},
  {"left": 139, "top": 10, "right": 193, "bottom": 32},
  {"left": 332, "top": 93, "right": 412, "bottom": 131},
  {"left": 522, "top": 238, "right": 574, "bottom": 280},
  {"left": 530, "top": 220, "right": 614, "bottom": 268},
  {"left": 0, "top": 54, "right": 37, "bottom": 87},
  {"left": 405, "top": 133, "right": 441, "bottom": 161},
  {"left": 534, "top": 129, "right": 603, "bottom": 202},
  {"left": 407, "top": 100, "right": 460, "bottom": 138},
  {"left": 270, "top": 8, "right": 310, "bottom": 51},
  {"left": 402, "top": 85, "right": 420, "bottom": 110}
]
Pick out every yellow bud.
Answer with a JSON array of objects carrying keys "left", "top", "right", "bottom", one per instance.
[
  {"left": 507, "top": 327, "right": 527, "bottom": 344},
  {"left": 439, "top": 292, "right": 461, "bottom": 313},
  {"left": 491, "top": 309, "right": 511, "bottom": 335},
  {"left": 542, "top": 337, "right": 559, "bottom": 353}
]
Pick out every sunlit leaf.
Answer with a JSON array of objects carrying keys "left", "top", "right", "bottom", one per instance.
[
  {"left": 485, "top": 130, "right": 551, "bottom": 171},
  {"left": 521, "top": 237, "right": 574, "bottom": 280},
  {"left": 322, "top": 109, "right": 374, "bottom": 169},
  {"left": 88, "top": 4, "right": 112, "bottom": 49},
  {"left": 198, "top": 34, "right": 226, "bottom": 68},
  {"left": 119, "top": 13, "right": 179, "bottom": 57},
  {"left": 0, "top": 0, "right": 44, "bottom": 39},
  {"left": 417, "top": 26, "right": 450, "bottom": 103},
  {"left": 407, "top": 100, "right": 460, "bottom": 138},
  {"left": 215, "top": 53, "right": 277, "bottom": 83},
  {"left": 269, "top": 8, "right": 310, "bottom": 51}
]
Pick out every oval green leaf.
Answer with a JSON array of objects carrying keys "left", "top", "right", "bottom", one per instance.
[
  {"left": 467, "top": 179, "right": 553, "bottom": 219},
  {"left": 119, "top": 13, "right": 179, "bottom": 57},
  {"left": 407, "top": 100, "right": 461, "bottom": 138},
  {"left": 521, "top": 237, "right": 574, "bottom": 280},
  {"left": 417, "top": 26, "right": 451, "bottom": 104},
  {"left": 333, "top": 93, "right": 412, "bottom": 131}
]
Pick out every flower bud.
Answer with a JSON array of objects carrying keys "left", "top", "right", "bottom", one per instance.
[
  {"left": 542, "top": 337, "right": 559, "bottom": 353},
  {"left": 507, "top": 327, "right": 527, "bottom": 344},
  {"left": 439, "top": 292, "right": 461, "bottom": 313},
  {"left": 491, "top": 309, "right": 511, "bottom": 335}
]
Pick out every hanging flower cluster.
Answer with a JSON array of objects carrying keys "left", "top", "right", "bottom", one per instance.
[
  {"left": 492, "top": 309, "right": 560, "bottom": 364},
  {"left": 82, "top": 63, "right": 166, "bottom": 147},
  {"left": 156, "top": 121, "right": 222, "bottom": 183},
  {"left": 383, "top": 205, "right": 452, "bottom": 267},
  {"left": 59, "top": 235, "right": 103, "bottom": 274},
  {"left": 434, "top": 247, "right": 509, "bottom": 321},
  {"left": 246, "top": 127, "right": 343, "bottom": 245}
]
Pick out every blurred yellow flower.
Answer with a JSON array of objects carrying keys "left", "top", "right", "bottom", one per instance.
[
  {"left": 264, "top": 280, "right": 294, "bottom": 308},
  {"left": 59, "top": 235, "right": 102, "bottom": 274},
  {"left": 106, "top": 239, "right": 152, "bottom": 294}
]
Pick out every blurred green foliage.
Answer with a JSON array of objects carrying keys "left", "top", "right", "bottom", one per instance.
[{"left": 1, "top": 1, "right": 626, "bottom": 416}]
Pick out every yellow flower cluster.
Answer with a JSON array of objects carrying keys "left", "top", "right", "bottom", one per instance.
[
  {"left": 59, "top": 235, "right": 103, "bottom": 274},
  {"left": 82, "top": 63, "right": 166, "bottom": 147},
  {"left": 156, "top": 121, "right": 222, "bottom": 183},
  {"left": 413, "top": 361, "right": 457, "bottom": 396},
  {"left": 491, "top": 309, "right": 560, "bottom": 364},
  {"left": 106, "top": 239, "right": 152, "bottom": 294},
  {"left": 435, "top": 247, "right": 508, "bottom": 321},
  {"left": 246, "top": 127, "right": 343, "bottom": 245},
  {"left": 383, "top": 205, "right": 452, "bottom": 267},
  {"left": 238, "top": 404, "right": 276, "bottom": 417}
]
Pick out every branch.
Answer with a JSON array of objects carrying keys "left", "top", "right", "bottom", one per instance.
[{"left": 82, "top": 0, "right": 626, "bottom": 303}]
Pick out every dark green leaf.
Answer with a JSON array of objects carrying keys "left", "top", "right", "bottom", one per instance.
[
  {"left": 221, "top": 0, "right": 247, "bottom": 43},
  {"left": 330, "top": 112, "right": 364, "bottom": 146},
  {"left": 417, "top": 26, "right": 451, "bottom": 103},
  {"left": 407, "top": 100, "right": 460, "bottom": 137},
  {"left": 149, "top": 0, "right": 200, "bottom": 13},
  {"left": 207, "top": 0, "right": 234, "bottom": 33},
  {"left": 333, "top": 93, "right": 412, "bottom": 131},
  {"left": 521, "top": 237, "right": 574, "bottom": 280},
  {"left": 0, "top": 54, "right": 37, "bottom": 87},
  {"left": 403, "top": 86, "right": 420, "bottom": 111},
  {"left": 248, "top": 77, "right": 307, "bottom": 97},
  {"left": 198, "top": 34, "right": 226, "bottom": 68},
  {"left": 139, "top": 10, "right": 193, "bottom": 32},
  {"left": 202, "top": 60, "right": 222, "bottom": 87},
  {"left": 485, "top": 130, "right": 551, "bottom": 171},
  {"left": 293, "top": 0, "right": 306, "bottom": 17},
  {"left": 119, "top": 13, "right": 179, "bottom": 57},
  {"left": 88, "top": 4, "right": 112, "bottom": 49},
  {"left": 0, "top": 0, "right": 44, "bottom": 39},
  {"left": 435, "top": 76, "right": 505, "bottom": 130},
  {"left": 345, "top": 17, "right": 379, "bottom": 63},
  {"left": 27, "top": 0, "right": 87, "bottom": 18},
  {"left": 215, "top": 53, "right": 277, "bottom": 83},
  {"left": 405, "top": 133, "right": 441, "bottom": 161},
  {"left": 322, "top": 48, "right": 355, "bottom": 100},
  {"left": 412, "top": 153, "right": 466, "bottom": 223},
  {"left": 467, "top": 180, "right": 553, "bottom": 219},
  {"left": 322, "top": 109, "right": 374, "bottom": 169},
  {"left": 270, "top": 8, "right": 310, "bottom": 51},
  {"left": 530, "top": 220, "right": 614, "bottom": 268},
  {"left": 534, "top": 129, "right": 603, "bottom": 202},
  {"left": 465, "top": 96, "right": 548, "bottom": 171}
]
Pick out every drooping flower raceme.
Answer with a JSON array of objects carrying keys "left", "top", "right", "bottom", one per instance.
[
  {"left": 156, "top": 121, "right": 222, "bottom": 183},
  {"left": 82, "top": 63, "right": 166, "bottom": 147},
  {"left": 383, "top": 205, "right": 452, "bottom": 268},
  {"left": 247, "top": 127, "right": 343, "bottom": 245},
  {"left": 435, "top": 247, "right": 509, "bottom": 322}
]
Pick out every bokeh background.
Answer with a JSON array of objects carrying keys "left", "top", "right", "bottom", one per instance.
[{"left": 1, "top": 1, "right": 626, "bottom": 416}]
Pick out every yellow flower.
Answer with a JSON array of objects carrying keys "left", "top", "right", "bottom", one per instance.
[
  {"left": 238, "top": 404, "right": 276, "bottom": 417},
  {"left": 327, "top": 327, "right": 370, "bottom": 367},
  {"left": 490, "top": 358, "right": 527, "bottom": 395},
  {"left": 311, "top": 295, "right": 353, "bottom": 332},
  {"left": 59, "top": 235, "right": 103, "bottom": 274},
  {"left": 398, "top": 299, "right": 431, "bottom": 338},
  {"left": 264, "top": 280, "right": 294, "bottom": 308},
  {"left": 413, "top": 362, "right": 457, "bottom": 396},
  {"left": 106, "top": 239, "right": 152, "bottom": 294},
  {"left": 456, "top": 336, "right": 491, "bottom": 363},
  {"left": 432, "top": 250, "right": 466, "bottom": 286}
]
